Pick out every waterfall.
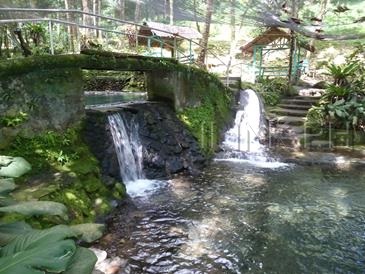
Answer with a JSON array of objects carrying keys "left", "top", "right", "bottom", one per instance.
[
  {"left": 108, "top": 111, "right": 164, "bottom": 197},
  {"left": 223, "top": 89, "right": 265, "bottom": 153},
  {"left": 108, "top": 113, "right": 143, "bottom": 182},
  {"left": 217, "top": 89, "right": 287, "bottom": 168}
]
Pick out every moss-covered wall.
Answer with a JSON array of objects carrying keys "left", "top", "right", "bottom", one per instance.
[{"left": 0, "top": 68, "right": 84, "bottom": 149}]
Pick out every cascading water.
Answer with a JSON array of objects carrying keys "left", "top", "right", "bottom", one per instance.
[
  {"left": 217, "top": 89, "right": 287, "bottom": 168},
  {"left": 108, "top": 112, "right": 162, "bottom": 196},
  {"left": 108, "top": 113, "right": 143, "bottom": 182},
  {"left": 222, "top": 89, "right": 265, "bottom": 153}
]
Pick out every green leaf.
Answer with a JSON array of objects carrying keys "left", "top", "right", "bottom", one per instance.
[
  {"left": 0, "top": 240, "right": 76, "bottom": 274},
  {"left": 70, "top": 223, "right": 105, "bottom": 243},
  {"left": 0, "top": 201, "right": 68, "bottom": 219},
  {"left": 0, "top": 225, "right": 77, "bottom": 274},
  {"left": 0, "top": 179, "right": 16, "bottom": 196},
  {"left": 0, "top": 222, "right": 33, "bottom": 247},
  {"left": 64, "top": 247, "right": 97, "bottom": 274},
  {"left": 0, "top": 225, "right": 76, "bottom": 256}
]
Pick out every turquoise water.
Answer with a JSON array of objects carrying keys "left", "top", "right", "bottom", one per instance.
[
  {"left": 103, "top": 162, "right": 365, "bottom": 273},
  {"left": 85, "top": 92, "right": 146, "bottom": 107}
]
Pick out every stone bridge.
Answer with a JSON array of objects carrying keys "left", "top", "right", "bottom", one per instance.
[{"left": 0, "top": 51, "right": 230, "bottom": 148}]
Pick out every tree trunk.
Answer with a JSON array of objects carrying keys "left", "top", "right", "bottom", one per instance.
[
  {"left": 287, "top": 0, "right": 297, "bottom": 83},
  {"left": 306, "top": 0, "right": 329, "bottom": 59},
  {"left": 225, "top": 0, "right": 236, "bottom": 81},
  {"left": 93, "top": 0, "right": 101, "bottom": 38},
  {"left": 135, "top": 0, "right": 141, "bottom": 23},
  {"left": 197, "top": 0, "right": 213, "bottom": 68},
  {"left": 193, "top": 0, "right": 201, "bottom": 33},
  {"left": 120, "top": 0, "right": 125, "bottom": 20},
  {"left": 169, "top": 0, "right": 174, "bottom": 25},
  {"left": 13, "top": 29, "right": 32, "bottom": 57},
  {"left": 82, "top": 0, "right": 93, "bottom": 36}
]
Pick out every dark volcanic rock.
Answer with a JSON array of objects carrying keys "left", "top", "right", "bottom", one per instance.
[{"left": 84, "top": 103, "right": 206, "bottom": 181}]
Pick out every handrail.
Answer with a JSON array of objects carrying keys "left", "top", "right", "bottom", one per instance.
[
  {"left": 0, "top": 7, "right": 228, "bottom": 69},
  {"left": 0, "top": 17, "right": 193, "bottom": 62}
]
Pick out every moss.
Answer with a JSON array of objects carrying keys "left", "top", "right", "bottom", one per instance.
[
  {"left": 178, "top": 78, "right": 232, "bottom": 156},
  {"left": 0, "top": 126, "right": 125, "bottom": 226}
]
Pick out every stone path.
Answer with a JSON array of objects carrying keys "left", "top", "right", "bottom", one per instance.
[{"left": 268, "top": 87, "right": 329, "bottom": 150}]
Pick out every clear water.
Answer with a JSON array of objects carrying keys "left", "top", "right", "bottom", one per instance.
[
  {"left": 104, "top": 162, "right": 365, "bottom": 273},
  {"left": 108, "top": 113, "right": 144, "bottom": 183},
  {"left": 85, "top": 92, "right": 146, "bottom": 108}
]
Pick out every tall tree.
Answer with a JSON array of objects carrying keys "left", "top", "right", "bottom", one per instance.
[
  {"left": 169, "top": 0, "right": 174, "bottom": 25},
  {"left": 120, "top": 0, "right": 126, "bottom": 20},
  {"left": 197, "top": 0, "right": 213, "bottom": 68},
  {"left": 135, "top": 0, "right": 141, "bottom": 23},
  {"left": 287, "top": 0, "right": 297, "bottom": 83}
]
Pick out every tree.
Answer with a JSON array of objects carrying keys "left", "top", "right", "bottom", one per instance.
[
  {"left": 135, "top": 0, "right": 141, "bottom": 23},
  {"left": 197, "top": 0, "right": 213, "bottom": 68},
  {"left": 119, "top": 0, "right": 126, "bottom": 20}
]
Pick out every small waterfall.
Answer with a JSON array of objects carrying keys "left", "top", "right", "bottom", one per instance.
[
  {"left": 222, "top": 89, "right": 265, "bottom": 153},
  {"left": 108, "top": 113, "right": 143, "bottom": 182},
  {"left": 217, "top": 89, "right": 287, "bottom": 168},
  {"left": 108, "top": 111, "right": 164, "bottom": 197}
]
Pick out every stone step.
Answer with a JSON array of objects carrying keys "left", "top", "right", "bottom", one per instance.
[
  {"left": 275, "top": 116, "right": 306, "bottom": 126},
  {"left": 273, "top": 124, "right": 305, "bottom": 134},
  {"left": 271, "top": 108, "right": 308, "bottom": 117},
  {"left": 280, "top": 99, "right": 318, "bottom": 105},
  {"left": 277, "top": 104, "right": 312, "bottom": 110},
  {"left": 293, "top": 95, "right": 321, "bottom": 100}
]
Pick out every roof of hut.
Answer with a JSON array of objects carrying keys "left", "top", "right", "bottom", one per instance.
[
  {"left": 240, "top": 27, "right": 314, "bottom": 53},
  {"left": 140, "top": 22, "right": 202, "bottom": 40}
]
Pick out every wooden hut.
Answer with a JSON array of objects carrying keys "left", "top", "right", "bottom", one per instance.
[
  {"left": 240, "top": 27, "right": 314, "bottom": 80},
  {"left": 137, "top": 22, "right": 202, "bottom": 58}
]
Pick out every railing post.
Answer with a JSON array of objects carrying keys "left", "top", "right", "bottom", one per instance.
[
  {"left": 173, "top": 36, "right": 177, "bottom": 59},
  {"left": 48, "top": 20, "right": 54, "bottom": 55},
  {"left": 160, "top": 41, "right": 163, "bottom": 57},
  {"left": 189, "top": 40, "right": 192, "bottom": 64},
  {"left": 75, "top": 25, "right": 80, "bottom": 53}
]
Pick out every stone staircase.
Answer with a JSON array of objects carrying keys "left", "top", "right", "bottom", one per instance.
[
  {"left": 220, "top": 77, "right": 241, "bottom": 91},
  {"left": 268, "top": 95, "right": 325, "bottom": 150}
]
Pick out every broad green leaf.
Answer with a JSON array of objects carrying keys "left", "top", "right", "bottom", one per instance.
[
  {"left": 0, "top": 201, "right": 67, "bottom": 219},
  {"left": 0, "top": 156, "right": 31, "bottom": 178},
  {"left": 64, "top": 247, "right": 97, "bottom": 274},
  {"left": 0, "top": 239, "right": 76, "bottom": 274},
  {"left": 1, "top": 225, "right": 76, "bottom": 256},
  {"left": 0, "top": 179, "right": 16, "bottom": 195},
  {"left": 0, "top": 222, "right": 33, "bottom": 247},
  {"left": 70, "top": 223, "right": 105, "bottom": 243}
]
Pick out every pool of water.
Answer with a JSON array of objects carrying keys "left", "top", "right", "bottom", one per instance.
[
  {"left": 102, "top": 162, "right": 365, "bottom": 273},
  {"left": 85, "top": 92, "right": 147, "bottom": 108}
]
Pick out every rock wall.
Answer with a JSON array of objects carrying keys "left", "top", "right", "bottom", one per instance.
[
  {"left": 84, "top": 103, "right": 206, "bottom": 180},
  {"left": 0, "top": 68, "right": 84, "bottom": 148}
]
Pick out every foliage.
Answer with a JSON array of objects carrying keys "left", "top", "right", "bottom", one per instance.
[
  {"left": 178, "top": 78, "right": 232, "bottom": 155},
  {"left": 0, "top": 112, "right": 28, "bottom": 127},
  {"left": 0, "top": 225, "right": 97, "bottom": 274},
  {"left": 307, "top": 46, "right": 365, "bottom": 131},
  {"left": 241, "top": 78, "right": 295, "bottom": 106}
]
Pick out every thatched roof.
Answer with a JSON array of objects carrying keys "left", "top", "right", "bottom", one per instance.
[
  {"left": 139, "top": 22, "right": 202, "bottom": 40},
  {"left": 240, "top": 27, "right": 314, "bottom": 54}
]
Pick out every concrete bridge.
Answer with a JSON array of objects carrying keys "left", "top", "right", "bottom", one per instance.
[{"left": 0, "top": 51, "right": 231, "bottom": 148}]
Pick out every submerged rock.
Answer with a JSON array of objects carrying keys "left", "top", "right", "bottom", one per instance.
[{"left": 0, "top": 156, "right": 31, "bottom": 178}]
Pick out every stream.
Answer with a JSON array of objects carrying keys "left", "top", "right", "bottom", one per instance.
[
  {"left": 90, "top": 90, "right": 365, "bottom": 273},
  {"left": 101, "top": 163, "right": 365, "bottom": 273}
]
